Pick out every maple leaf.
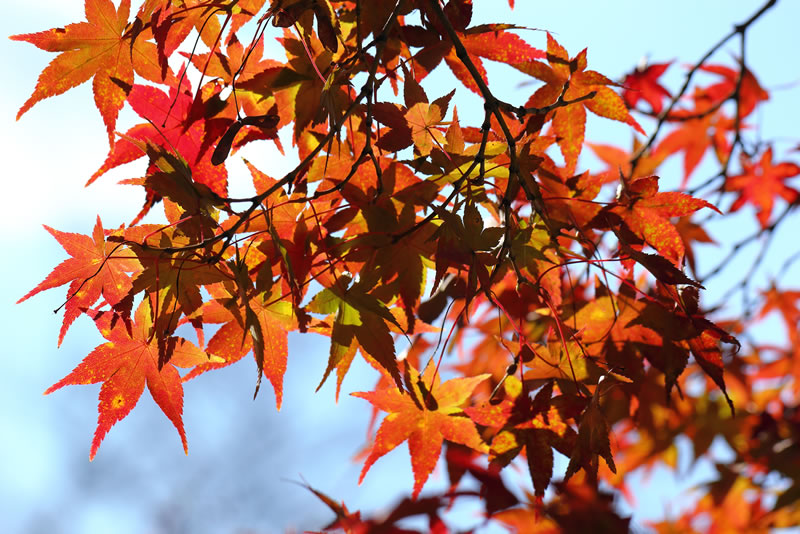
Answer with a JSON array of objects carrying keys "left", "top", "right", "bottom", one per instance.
[
  {"left": 466, "top": 377, "right": 571, "bottom": 497},
  {"left": 372, "top": 80, "right": 458, "bottom": 156},
  {"left": 11, "top": 0, "right": 172, "bottom": 145},
  {"left": 548, "top": 475, "right": 633, "bottom": 532},
  {"left": 17, "top": 217, "right": 141, "bottom": 345},
  {"left": 461, "top": 25, "right": 545, "bottom": 66},
  {"left": 140, "top": 0, "right": 232, "bottom": 68},
  {"left": 356, "top": 201, "right": 437, "bottom": 335},
  {"left": 493, "top": 506, "right": 561, "bottom": 533},
  {"left": 89, "top": 77, "right": 229, "bottom": 197},
  {"left": 44, "top": 297, "right": 221, "bottom": 459},
  {"left": 127, "top": 245, "right": 229, "bottom": 339},
  {"left": 13, "top": 0, "right": 800, "bottom": 524},
  {"left": 726, "top": 148, "right": 800, "bottom": 228},
  {"left": 622, "top": 61, "right": 672, "bottom": 114},
  {"left": 759, "top": 286, "right": 800, "bottom": 341},
  {"left": 373, "top": 101, "right": 414, "bottom": 152},
  {"left": 647, "top": 293, "right": 739, "bottom": 411},
  {"left": 564, "top": 379, "right": 617, "bottom": 483},
  {"left": 296, "top": 480, "right": 366, "bottom": 533},
  {"left": 405, "top": 3, "right": 544, "bottom": 96},
  {"left": 674, "top": 216, "right": 715, "bottom": 276},
  {"left": 406, "top": 89, "right": 454, "bottom": 157},
  {"left": 308, "top": 276, "right": 405, "bottom": 398},
  {"left": 444, "top": 443, "right": 520, "bottom": 514},
  {"left": 128, "top": 135, "right": 258, "bottom": 234},
  {"left": 699, "top": 63, "right": 768, "bottom": 118},
  {"left": 183, "top": 287, "right": 295, "bottom": 409},
  {"left": 588, "top": 140, "right": 667, "bottom": 185},
  {"left": 510, "top": 218, "right": 563, "bottom": 308},
  {"left": 444, "top": 25, "right": 545, "bottom": 95},
  {"left": 622, "top": 244, "right": 704, "bottom": 288},
  {"left": 516, "top": 33, "right": 644, "bottom": 174},
  {"left": 353, "top": 363, "right": 489, "bottom": 498},
  {"left": 567, "top": 281, "right": 737, "bottom": 411},
  {"left": 595, "top": 174, "right": 719, "bottom": 265},
  {"left": 655, "top": 89, "right": 736, "bottom": 184},
  {"left": 247, "top": 29, "right": 350, "bottom": 141},
  {"left": 431, "top": 202, "right": 504, "bottom": 310},
  {"left": 187, "top": 33, "right": 281, "bottom": 86}
]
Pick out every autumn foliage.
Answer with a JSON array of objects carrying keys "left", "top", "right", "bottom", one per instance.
[{"left": 12, "top": 0, "right": 800, "bottom": 531}]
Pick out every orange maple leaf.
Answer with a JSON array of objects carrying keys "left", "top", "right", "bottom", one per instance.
[
  {"left": 183, "top": 288, "right": 294, "bottom": 409},
  {"left": 11, "top": 0, "right": 170, "bottom": 145},
  {"left": 353, "top": 363, "right": 489, "bottom": 498},
  {"left": 44, "top": 297, "right": 220, "bottom": 459},
  {"left": 406, "top": 90, "right": 454, "bottom": 157},
  {"left": 759, "top": 286, "right": 800, "bottom": 344},
  {"left": 655, "top": 89, "right": 736, "bottom": 185},
  {"left": 187, "top": 34, "right": 280, "bottom": 86},
  {"left": 17, "top": 216, "right": 140, "bottom": 345},
  {"left": 516, "top": 33, "right": 645, "bottom": 174},
  {"left": 588, "top": 140, "right": 667, "bottom": 184},
  {"left": 726, "top": 147, "right": 800, "bottom": 228}
]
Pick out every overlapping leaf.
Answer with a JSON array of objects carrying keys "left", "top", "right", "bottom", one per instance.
[
  {"left": 308, "top": 276, "right": 407, "bottom": 397},
  {"left": 89, "top": 77, "right": 229, "bottom": 197},
  {"left": 466, "top": 377, "right": 570, "bottom": 496},
  {"left": 184, "top": 286, "right": 295, "bottom": 409},
  {"left": 11, "top": 0, "right": 786, "bottom": 524}
]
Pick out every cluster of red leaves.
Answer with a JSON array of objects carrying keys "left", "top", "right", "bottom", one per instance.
[{"left": 13, "top": 0, "right": 800, "bottom": 531}]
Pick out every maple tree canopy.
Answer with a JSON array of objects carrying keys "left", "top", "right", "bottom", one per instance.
[{"left": 12, "top": 0, "right": 800, "bottom": 531}]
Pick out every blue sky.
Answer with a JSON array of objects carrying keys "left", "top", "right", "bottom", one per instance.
[{"left": 2, "top": 1, "right": 799, "bottom": 533}]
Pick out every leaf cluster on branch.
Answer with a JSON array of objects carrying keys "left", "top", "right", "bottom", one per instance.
[{"left": 13, "top": 0, "right": 800, "bottom": 531}]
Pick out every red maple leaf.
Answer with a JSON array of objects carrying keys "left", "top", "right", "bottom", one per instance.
[
  {"left": 600, "top": 175, "right": 720, "bottom": 265},
  {"left": 726, "top": 147, "right": 800, "bottom": 228},
  {"left": 445, "top": 26, "right": 545, "bottom": 95},
  {"left": 11, "top": 0, "right": 172, "bottom": 145},
  {"left": 699, "top": 63, "right": 768, "bottom": 118},
  {"left": 89, "top": 76, "right": 229, "bottom": 197},
  {"left": 408, "top": 2, "right": 544, "bottom": 95},
  {"left": 17, "top": 217, "right": 140, "bottom": 345},
  {"left": 622, "top": 61, "right": 672, "bottom": 114},
  {"left": 44, "top": 297, "right": 220, "bottom": 459},
  {"left": 353, "top": 363, "right": 489, "bottom": 498}
]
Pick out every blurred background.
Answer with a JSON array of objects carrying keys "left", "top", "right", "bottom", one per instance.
[{"left": 2, "top": 1, "right": 799, "bottom": 532}]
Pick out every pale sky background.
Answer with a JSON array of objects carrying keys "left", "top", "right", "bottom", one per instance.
[{"left": 1, "top": 1, "right": 799, "bottom": 533}]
